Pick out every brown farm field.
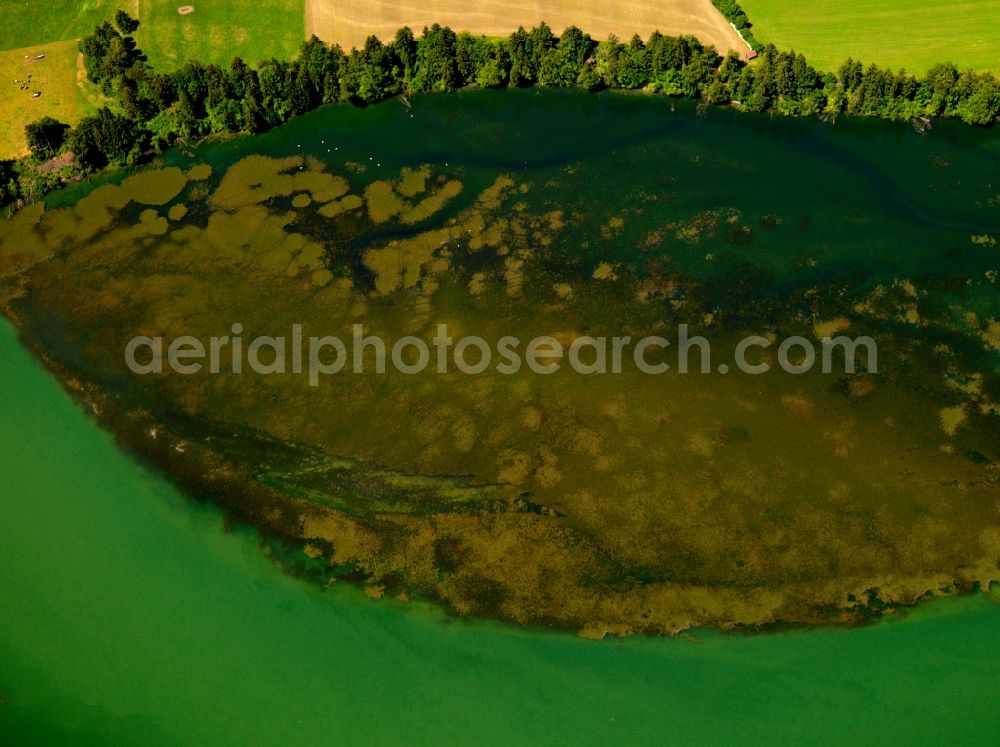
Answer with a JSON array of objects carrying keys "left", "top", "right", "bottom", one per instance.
[{"left": 305, "top": 0, "right": 752, "bottom": 56}]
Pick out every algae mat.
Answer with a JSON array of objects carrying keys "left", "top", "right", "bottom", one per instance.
[
  {"left": 1, "top": 90, "right": 999, "bottom": 635},
  {"left": 2, "top": 315, "right": 999, "bottom": 744}
]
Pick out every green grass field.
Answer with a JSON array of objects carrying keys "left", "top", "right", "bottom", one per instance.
[
  {"left": 0, "top": 0, "right": 304, "bottom": 154},
  {"left": 740, "top": 0, "right": 1000, "bottom": 74},
  {"left": 0, "top": 0, "right": 121, "bottom": 51},
  {"left": 0, "top": 39, "right": 107, "bottom": 157},
  {"left": 0, "top": 1, "right": 305, "bottom": 69},
  {"left": 136, "top": 0, "right": 303, "bottom": 70}
]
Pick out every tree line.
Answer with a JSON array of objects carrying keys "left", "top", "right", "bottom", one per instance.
[
  {"left": 2, "top": 10, "right": 999, "bottom": 209},
  {"left": 711, "top": 0, "right": 762, "bottom": 52}
]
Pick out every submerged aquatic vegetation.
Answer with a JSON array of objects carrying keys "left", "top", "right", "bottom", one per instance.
[{"left": 1, "top": 93, "right": 998, "bottom": 635}]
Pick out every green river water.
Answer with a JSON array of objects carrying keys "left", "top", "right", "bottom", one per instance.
[
  {"left": 1, "top": 315, "right": 999, "bottom": 744},
  {"left": 2, "top": 90, "right": 1000, "bottom": 744}
]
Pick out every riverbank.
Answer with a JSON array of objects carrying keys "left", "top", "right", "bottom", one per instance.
[{"left": 4, "top": 12, "right": 999, "bottom": 209}]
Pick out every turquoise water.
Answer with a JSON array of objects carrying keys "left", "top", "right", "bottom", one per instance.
[{"left": 1, "top": 315, "right": 999, "bottom": 744}]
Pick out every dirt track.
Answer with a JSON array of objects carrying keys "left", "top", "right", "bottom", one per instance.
[{"left": 305, "top": 0, "right": 752, "bottom": 57}]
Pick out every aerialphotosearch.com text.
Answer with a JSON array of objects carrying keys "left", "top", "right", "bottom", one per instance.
[{"left": 125, "top": 323, "right": 878, "bottom": 385}]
